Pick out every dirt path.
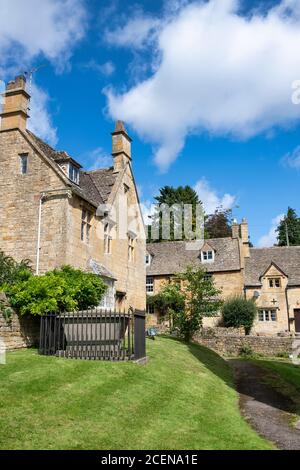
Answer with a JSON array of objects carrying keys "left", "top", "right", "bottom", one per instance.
[{"left": 230, "top": 360, "right": 300, "bottom": 450}]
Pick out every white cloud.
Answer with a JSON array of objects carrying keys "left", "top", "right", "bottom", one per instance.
[
  {"left": 0, "top": 0, "right": 87, "bottom": 144},
  {"left": 140, "top": 200, "right": 156, "bottom": 226},
  {"left": 257, "top": 213, "right": 284, "bottom": 248},
  {"left": 27, "top": 83, "right": 57, "bottom": 146},
  {"left": 105, "top": 14, "right": 159, "bottom": 49},
  {"left": 0, "top": 0, "right": 87, "bottom": 70},
  {"left": 105, "top": 0, "right": 300, "bottom": 171},
  {"left": 194, "top": 178, "right": 236, "bottom": 214},
  {"left": 84, "top": 60, "right": 115, "bottom": 77},
  {"left": 85, "top": 148, "right": 112, "bottom": 171},
  {"left": 282, "top": 146, "right": 300, "bottom": 169}
]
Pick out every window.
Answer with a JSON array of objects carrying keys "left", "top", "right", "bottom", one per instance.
[
  {"left": 269, "top": 278, "right": 281, "bottom": 288},
  {"left": 201, "top": 250, "right": 214, "bottom": 263},
  {"left": 145, "top": 254, "right": 151, "bottom": 266},
  {"left": 20, "top": 154, "right": 28, "bottom": 175},
  {"left": 146, "top": 276, "right": 154, "bottom": 293},
  {"left": 128, "top": 236, "right": 135, "bottom": 262},
  {"left": 204, "top": 273, "right": 212, "bottom": 281},
  {"left": 99, "top": 279, "right": 115, "bottom": 310},
  {"left": 258, "top": 309, "right": 277, "bottom": 322},
  {"left": 147, "top": 303, "right": 155, "bottom": 315},
  {"left": 69, "top": 165, "right": 79, "bottom": 184},
  {"left": 81, "top": 209, "right": 92, "bottom": 243},
  {"left": 104, "top": 223, "right": 112, "bottom": 254}
]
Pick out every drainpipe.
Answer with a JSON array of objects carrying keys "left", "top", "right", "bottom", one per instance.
[
  {"left": 285, "top": 286, "right": 291, "bottom": 332},
  {"left": 36, "top": 194, "right": 45, "bottom": 276}
]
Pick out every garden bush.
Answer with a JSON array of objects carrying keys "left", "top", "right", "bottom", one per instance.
[
  {"left": 4, "top": 265, "right": 107, "bottom": 316},
  {"left": 222, "top": 296, "right": 257, "bottom": 335}
]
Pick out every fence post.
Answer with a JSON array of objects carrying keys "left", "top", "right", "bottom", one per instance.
[{"left": 134, "top": 310, "right": 146, "bottom": 360}]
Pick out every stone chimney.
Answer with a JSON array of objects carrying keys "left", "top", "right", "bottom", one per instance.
[
  {"left": 240, "top": 218, "right": 250, "bottom": 258},
  {"left": 111, "top": 121, "right": 132, "bottom": 172},
  {"left": 231, "top": 219, "right": 240, "bottom": 239},
  {"left": 0, "top": 75, "right": 30, "bottom": 132}
]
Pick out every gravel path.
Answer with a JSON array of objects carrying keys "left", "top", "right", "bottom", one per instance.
[{"left": 230, "top": 360, "right": 300, "bottom": 450}]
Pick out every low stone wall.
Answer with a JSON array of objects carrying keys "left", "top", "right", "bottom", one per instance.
[
  {"left": 0, "top": 294, "right": 40, "bottom": 351},
  {"left": 195, "top": 328, "right": 294, "bottom": 357}
]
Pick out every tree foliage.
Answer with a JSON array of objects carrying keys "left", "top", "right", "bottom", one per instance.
[
  {"left": 4, "top": 265, "right": 107, "bottom": 316},
  {"left": 276, "top": 207, "right": 300, "bottom": 246},
  {"left": 148, "top": 282, "right": 185, "bottom": 324},
  {"left": 222, "top": 296, "right": 257, "bottom": 335},
  {"left": 148, "top": 186, "right": 203, "bottom": 242},
  {"left": 0, "top": 251, "right": 32, "bottom": 286},
  {"left": 151, "top": 266, "right": 222, "bottom": 342},
  {"left": 205, "top": 208, "right": 232, "bottom": 239}
]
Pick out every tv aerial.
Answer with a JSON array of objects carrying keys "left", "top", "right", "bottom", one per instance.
[{"left": 23, "top": 64, "right": 47, "bottom": 108}]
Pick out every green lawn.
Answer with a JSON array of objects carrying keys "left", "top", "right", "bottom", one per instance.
[
  {"left": 0, "top": 336, "right": 272, "bottom": 450},
  {"left": 250, "top": 358, "right": 300, "bottom": 414}
]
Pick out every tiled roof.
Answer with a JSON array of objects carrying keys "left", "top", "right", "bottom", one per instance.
[
  {"left": 80, "top": 169, "right": 117, "bottom": 205},
  {"left": 146, "top": 238, "right": 241, "bottom": 275},
  {"left": 27, "top": 130, "right": 117, "bottom": 207},
  {"left": 245, "top": 247, "right": 300, "bottom": 287}
]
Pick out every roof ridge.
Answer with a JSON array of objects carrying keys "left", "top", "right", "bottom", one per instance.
[{"left": 83, "top": 167, "right": 113, "bottom": 174}]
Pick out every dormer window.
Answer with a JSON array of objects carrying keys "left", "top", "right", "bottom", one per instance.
[
  {"left": 146, "top": 254, "right": 151, "bottom": 266},
  {"left": 269, "top": 278, "right": 281, "bottom": 288},
  {"left": 201, "top": 250, "right": 214, "bottom": 263},
  {"left": 69, "top": 164, "right": 80, "bottom": 184}
]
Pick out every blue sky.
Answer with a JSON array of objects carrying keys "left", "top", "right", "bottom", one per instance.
[{"left": 1, "top": 0, "right": 300, "bottom": 246}]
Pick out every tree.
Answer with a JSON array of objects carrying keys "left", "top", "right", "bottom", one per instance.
[
  {"left": 4, "top": 265, "right": 107, "bottom": 316},
  {"left": 0, "top": 251, "right": 31, "bottom": 286},
  {"left": 176, "top": 266, "right": 223, "bottom": 342},
  {"left": 276, "top": 207, "right": 300, "bottom": 246},
  {"left": 148, "top": 186, "right": 203, "bottom": 242},
  {"left": 222, "top": 296, "right": 257, "bottom": 335},
  {"left": 205, "top": 208, "right": 232, "bottom": 239},
  {"left": 148, "top": 282, "right": 185, "bottom": 325}
]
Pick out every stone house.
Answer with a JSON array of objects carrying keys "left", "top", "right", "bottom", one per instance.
[
  {"left": 146, "top": 220, "right": 300, "bottom": 335},
  {"left": 0, "top": 75, "right": 146, "bottom": 312}
]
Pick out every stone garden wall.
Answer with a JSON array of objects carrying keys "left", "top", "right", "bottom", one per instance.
[
  {"left": 0, "top": 293, "right": 40, "bottom": 351},
  {"left": 194, "top": 327, "right": 294, "bottom": 357}
]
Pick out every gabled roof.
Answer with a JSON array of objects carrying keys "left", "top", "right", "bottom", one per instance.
[
  {"left": 27, "top": 130, "right": 117, "bottom": 207},
  {"left": 146, "top": 238, "right": 241, "bottom": 276},
  {"left": 245, "top": 247, "right": 300, "bottom": 287}
]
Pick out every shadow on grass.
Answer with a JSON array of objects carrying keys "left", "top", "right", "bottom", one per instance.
[{"left": 160, "top": 335, "right": 299, "bottom": 415}]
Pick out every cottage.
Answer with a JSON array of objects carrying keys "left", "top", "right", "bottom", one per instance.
[
  {"left": 0, "top": 75, "right": 146, "bottom": 312},
  {"left": 146, "top": 220, "right": 300, "bottom": 335}
]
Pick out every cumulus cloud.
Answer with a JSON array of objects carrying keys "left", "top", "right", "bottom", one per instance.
[
  {"left": 105, "top": 0, "right": 300, "bottom": 171},
  {"left": 282, "top": 146, "right": 300, "bottom": 169},
  {"left": 0, "top": 0, "right": 87, "bottom": 144},
  {"left": 27, "top": 83, "right": 58, "bottom": 146},
  {"left": 257, "top": 214, "right": 284, "bottom": 248},
  {"left": 0, "top": 0, "right": 87, "bottom": 70},
  {"left": 85, "top": 147, "right": 113, "bottom": 171},
  {"left": 105, "top": 14, "right": 160, "bottom": 49},
  {"left": 194, "top": 178, "right": 236, "bottom": 214}
]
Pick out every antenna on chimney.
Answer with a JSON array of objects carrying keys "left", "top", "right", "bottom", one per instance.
[{"left": 23, "top": 65, "right": 47, "bottom": 109}]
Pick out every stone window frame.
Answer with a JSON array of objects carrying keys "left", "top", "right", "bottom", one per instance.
[
  {"left": 147, "top": 303, "right": 155, "bottom": 315},
  {"left": 258, "top": 309, "right": 277, "bottom": 322},
  {"left": 128, "top": 235, "right": 135, "bottom": 262},
  {"left": 145, "top": 253, "right": 151, "bottom": 266},
  {"left": 146, "top": 276, "right": 154, "bottom": 293},
  {"left": 268, "top": 277, "right": 281, "bottom": 288},
  {"left": 19, "top": 153, "right": 28, "bottom": 175},
  {"left": 81, "top": 208, "right": 92, "bottom": 244},
  {"left": 104, "top": 223, "right": 113, "bottom": 255}
]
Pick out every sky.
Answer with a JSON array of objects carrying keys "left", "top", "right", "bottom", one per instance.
[{"left": 1, "top": 0, "right": 300, "bottom": 247}]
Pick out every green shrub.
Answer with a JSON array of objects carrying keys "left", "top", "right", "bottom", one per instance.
[
  {"left": 239, "top": 345, "right": 254, "bottom": 357},
  {"left": 0, "top": 250, "right": 31, "bottom": 286},
  {"left": 4, "top": 265, "right": 107, "bottom": 316},
  {"left": 222, "top": 296, "right": 257, "bottom": 335}
]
